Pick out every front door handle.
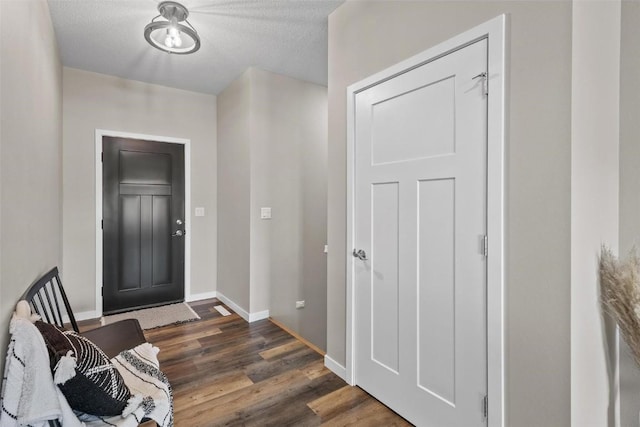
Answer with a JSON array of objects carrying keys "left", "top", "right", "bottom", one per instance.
[
  {"left": 172, "top": 230, "right": 184, "bottom": 237},
  {"left": 352, "top": 249, "right": 368, "bottom": 261}
]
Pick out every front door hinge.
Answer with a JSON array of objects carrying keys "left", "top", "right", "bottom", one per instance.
[
  {"left": 101, "top": 152, "right": 104, "bottom": 162},
  {"left": 101, "top": 219, "right": 104, "bottom": 230},
  {"left": 483, "top": 395, "right": 488, "bottom": 419},
  {"left": 482, "top": 235, "right": 488, "bottom": 258}
]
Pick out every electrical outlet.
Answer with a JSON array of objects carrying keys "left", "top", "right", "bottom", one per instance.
[{"left": 295, "top": 300, "right": 305, "bottom": 309}]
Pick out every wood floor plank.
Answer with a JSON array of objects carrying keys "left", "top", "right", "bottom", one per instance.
[
  {"left": 173, "top": 371, "right": 254, "bottom": 409},
  {"left": 320, "top": 399, "right": 413, "bottom": 427},
  {"left": 258, "top": 339, "right": 305, "bottom": 359},
  {"left": 154, "top": 327, "right": 226, "bottom": 363},
  {"left": 233, "top": 372, "right": 345, "bottom": 427},
  {"left": 246, "top": 346, "right": 321, "bottom": 383},
  {"left": 301, "top": 359, "right": 331, "bottom": 380},
  {"left": 156, "top": 339, "right": 202, "bottom": 362},
  {"left": 174, "top": 369, "right": 310, "bottom": 425},
  {"left": 308, "top": 385, "right": 370, "bottom": 421}
]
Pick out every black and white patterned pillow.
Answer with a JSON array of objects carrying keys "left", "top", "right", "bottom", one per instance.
[{"left": 34, "top": 321, "right": 131, "bottom": 416}]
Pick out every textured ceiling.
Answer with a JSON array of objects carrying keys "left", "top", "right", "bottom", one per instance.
[{"left": 47, "top": 0, "right": 343, "bottom": 95}]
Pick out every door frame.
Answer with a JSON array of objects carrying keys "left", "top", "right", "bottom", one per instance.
[
  {"left": 345, "top": 15, "right": 507, "bottom": 427},
  {"left": 95, "top": 129, "right": 192, "bottom": 318}
]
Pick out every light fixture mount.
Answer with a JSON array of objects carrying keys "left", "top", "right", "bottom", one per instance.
[
  {"left": 158, "top": 1, "right": 189, "bottom": 22},
  {"left": 144, "top": 1, "right": 201, "bottom": 55}
]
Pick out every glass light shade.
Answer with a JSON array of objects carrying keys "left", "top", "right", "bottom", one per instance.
[
  {"left": 164, "top": 34, "right": 174, "bottom": 48},
  {"left": 144, "top": 2, "right": 200, "bottom": 54}
]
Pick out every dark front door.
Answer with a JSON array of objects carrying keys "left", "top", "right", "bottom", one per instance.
[{"left": 103, "top": 136, "right": 185, "bottom": 314}]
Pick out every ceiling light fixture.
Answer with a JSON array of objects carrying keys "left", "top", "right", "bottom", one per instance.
[{"left": 144, "top": 1, "right": 200, "bottom": 54}]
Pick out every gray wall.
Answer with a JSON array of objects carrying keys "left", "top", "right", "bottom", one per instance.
[
  {"left": 0, "top": 0, "right": 62, "bottom": 366},
  {"left": 249, "top": 69, "right": 271, "bottom": 314},
  {"left": 571, "top": 2, "right": 621, "bottom": 425},
  {"left": 619, "top": 1, "right": 640, "bottom": 425},
  {"left": 217, "top": 70, "right": 252, "bottom": 310},
  {"left": 62, "top": 68, "right": 217, "bottom": 313},
  {"left": 217, "top": 68, "right": 328, "bottom": 348},
  {"left": 327, "top": 2, "right": 571, "bottom": 425},
  {"left": 253, "top": 69, "right": 328, "bottom": 349}
]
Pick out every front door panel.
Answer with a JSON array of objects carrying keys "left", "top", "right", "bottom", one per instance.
[{"left": 103, "top": 137, "right": 185, "bottom": 314}]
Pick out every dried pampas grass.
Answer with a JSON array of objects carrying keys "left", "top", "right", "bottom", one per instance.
[{"left": 600, "top": 246, "right": 640, "bottom": 367}]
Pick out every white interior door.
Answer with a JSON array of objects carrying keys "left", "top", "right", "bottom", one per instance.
[{"left": 353, "top": 39, "right": 488, "bottom": 426}]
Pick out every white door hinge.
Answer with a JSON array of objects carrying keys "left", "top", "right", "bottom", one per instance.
[
  {"left": 473, "top": 72, "right": 488, "bottom": 96},
  {"left": 482, "top": 235, "right": 488, "bottom": 258},
  {"left": 482, "top": 395, "right": 488, "bottom": 419}
]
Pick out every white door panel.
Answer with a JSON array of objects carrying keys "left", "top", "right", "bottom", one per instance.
[
  {"left": 371, "top": 77, "right": 456, "bottom": 165},
  {"left": 417, "top": 177, "right": 456, "bottom": 404},
  {"left": 354, "top": 39, "right": 488, "bottom": 426},
  {"left": 371, "top": 181, "right": 400, "bottom": 373}
]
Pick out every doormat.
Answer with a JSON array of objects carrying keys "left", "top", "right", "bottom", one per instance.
[{"left": 101, "top": 302, "right": 201, "bottom": 330}]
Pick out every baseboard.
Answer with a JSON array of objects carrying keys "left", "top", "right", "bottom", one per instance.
[
  {"left": 269, "top": 317, "right": 325, "bottom": 356},
  {"left": 215, "top": 291, "right": 249, "bottom": 321},
  {"left": 249, "top": 310, "right": 270, "bottom": 322},
  {"left": 186, "top": 291, "right": 217, "bottom": 302},
  {"left": 324, "top": 354, "right": 347, "bottom": 382},
  {"left": 215, "top": 292, "right": 269, "bottom": 323},
  {"left": 215, "top": 292, "right": 250, "bottom": 322},
  {"left": 69, "top": 310, "right": 99, "bottom": 322}
]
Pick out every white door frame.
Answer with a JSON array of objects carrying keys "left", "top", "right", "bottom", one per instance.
[
  {"left": 95, "top": 129, "right": 192, "bottom": 318},
  {"left": 345, "top": 15, "right": 507, "bottom": 427}
]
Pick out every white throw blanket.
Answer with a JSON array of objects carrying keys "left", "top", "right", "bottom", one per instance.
[
  {"left": 0, "top": 315, "right": 83, "bottom": 427},
  {"left": 78, "top": 343, "right": 173, "bottom": 427}
]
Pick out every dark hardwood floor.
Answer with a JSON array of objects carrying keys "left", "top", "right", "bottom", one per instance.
[{"left": 82, "top": 299, "right": 411, "bottom": 426}]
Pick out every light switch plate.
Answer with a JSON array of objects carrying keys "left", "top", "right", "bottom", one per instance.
[
  {"left": 195, "top": 207, "right": 205, "bottom": 217},
  {"left": 261, "top": 207, "right": 272, "bottom": 219}
]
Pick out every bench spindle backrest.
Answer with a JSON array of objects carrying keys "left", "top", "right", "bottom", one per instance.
[{"left": 21, "top": 267, "right": 79, "bottom": 333}]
